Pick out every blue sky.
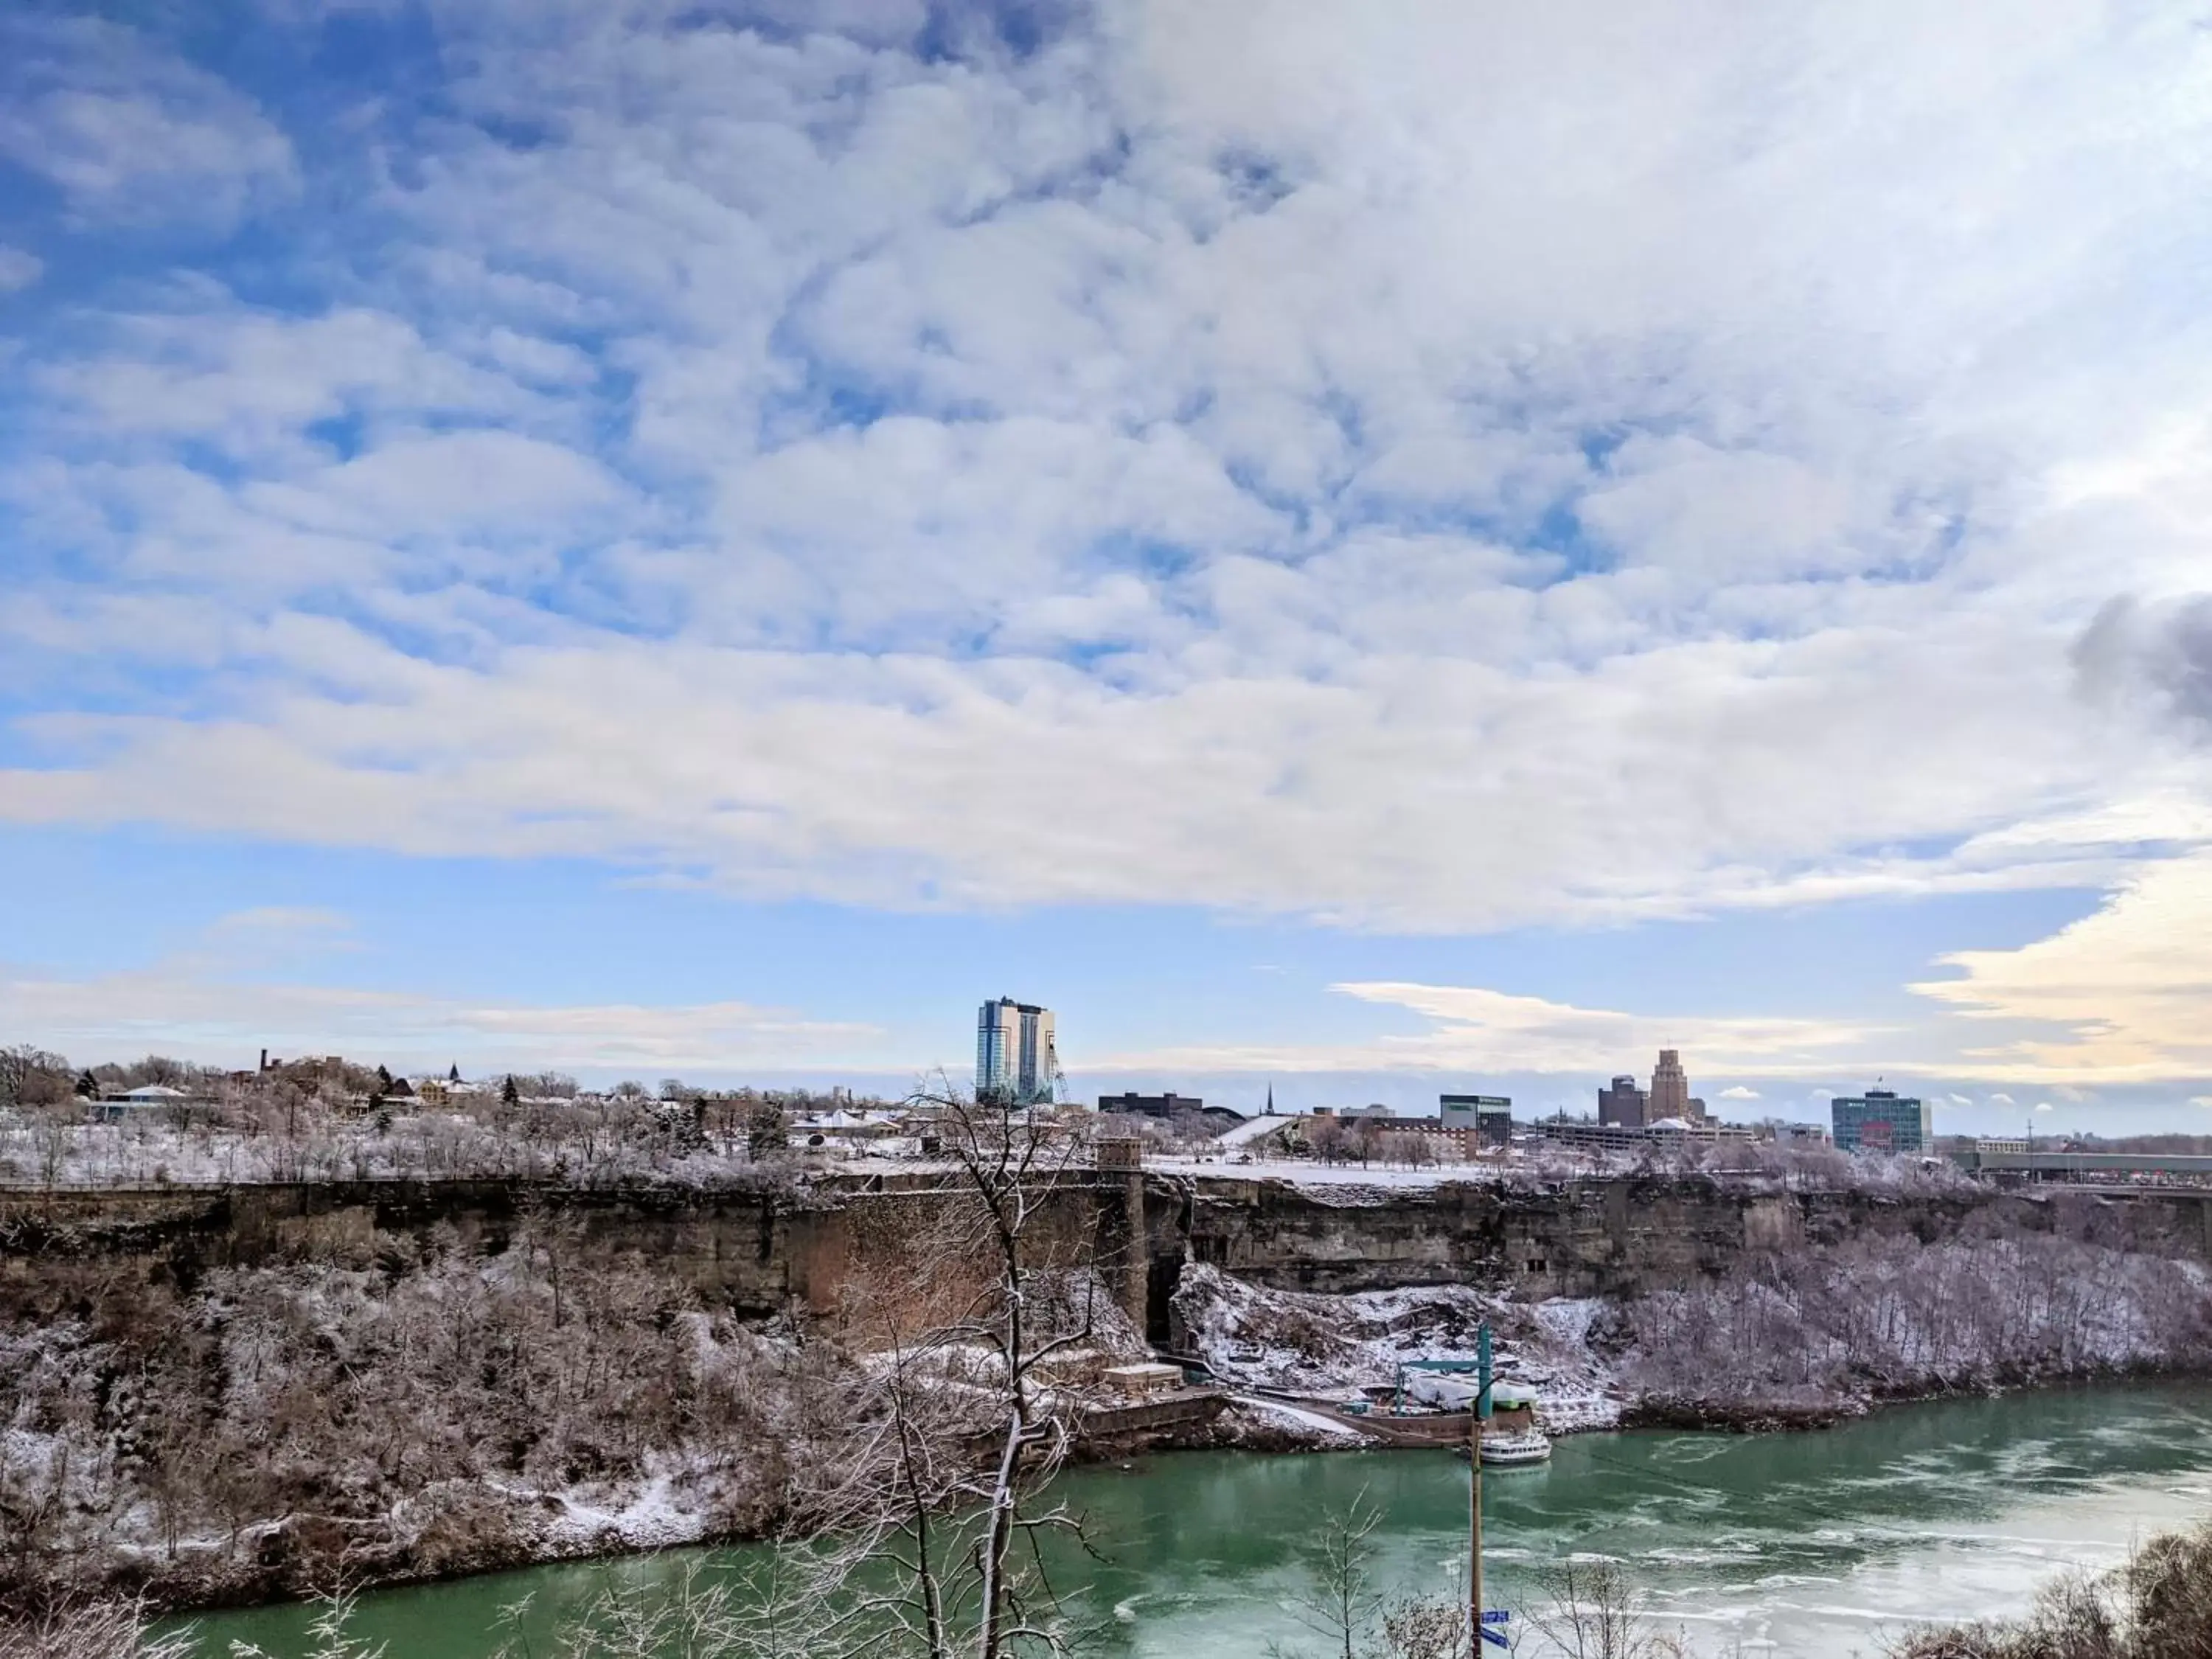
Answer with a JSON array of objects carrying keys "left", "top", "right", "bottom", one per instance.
[{"left": 5, "top": 0, "right": 2212, "bottom": 1132}]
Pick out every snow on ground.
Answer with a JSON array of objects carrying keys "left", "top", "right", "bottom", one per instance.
[
  {"left": 1164, "top": 1157, "right": 1503, "bottom": 1192},
  {"left": 0, "top": 1110, "right": 1975, "bottom": 1202},
  {"left": 538, "top": 1467, "right": 711, "bottom": 1551},
  {"left": 1174, "top": 1264, "right": 1625, "bottom": 1432},
  {"left": 1210, "top": 1117, "right": 1295, "bottom": 1152},
  {"left": 1157, "top": 1146, "right": 1978, "bottom": 1198},
  {"left": 1226, "top": 1394, "right": 1375, "bottom": 1446}
]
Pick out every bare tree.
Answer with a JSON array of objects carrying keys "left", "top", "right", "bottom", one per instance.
[
  {"left": 498, "top": 1558, "right": 818, "bottom": 1659},
  {"left": 0, "top": 1599, "right": 195, "bottom": 1659},
  {"left": 1265, "top": 1503, "right": 1492, "bottom": 1659},
  {"left": 1377, "top": 1588, "right": 1478, "bottom": 1659},
  {"left": 1526, "top": 1559, "right": 1662, "bottom": 1659},
  {"left": 0, "top": 1439, "right": 72, "bottom": 1588},
  {"left": 753, "top": 1083, "right": 1106, "bottom": 1659},
  {"left": 1268, "top": 1488, "right": 1386, "bottom": 1659},
  {"left": 0, "top": 1046, "right": 69, "bottom": 1113},
  {"left": 229, "top": 1594, "right": 386, "bottom": 1659}
]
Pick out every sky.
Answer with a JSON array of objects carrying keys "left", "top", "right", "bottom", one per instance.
[{"left": 4, "top": 0, "right": 2212, "bottom": 1133}]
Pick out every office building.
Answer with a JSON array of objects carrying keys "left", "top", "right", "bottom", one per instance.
[
  {"left": 1441, "top": 1093, "right": 1514, "bottom": 1147},
  {"left": 1649, "top": 1049, "right": 1702, "bottom": 1122},
  {"left": 1598, "top": 1075, "right": 1647, "bottom": 1127},
  {"left": 1831, "top": 1088, "right": 1933, "bottom": 1155},
  {"left": 976, "top": 997, "right": 1058, "bottom": 1105}
]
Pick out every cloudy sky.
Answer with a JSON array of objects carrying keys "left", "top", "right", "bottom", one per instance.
[{"left": 4, "top": 0, "right": 2212, "bottom": 1129}]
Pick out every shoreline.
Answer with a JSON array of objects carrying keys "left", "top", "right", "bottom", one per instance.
[{"left": 123, "top": 1366, "right": 2212, "bottom": 1626}]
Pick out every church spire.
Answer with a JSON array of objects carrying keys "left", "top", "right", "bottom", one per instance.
[{"left": 1266, "top": 1081, "right": 1275, "bottom": 1116}]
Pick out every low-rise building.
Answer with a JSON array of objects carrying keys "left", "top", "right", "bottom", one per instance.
[
  {"left": 1094, "top": 1133, "right": 1144, "bottom": 1172},
  {"left": 1098, "top": 1093, "right": 1247, "bottom": 1131},
  {"left": 791, "top": 1108, "right": 905, "bottom": 1148},
  {"left": 1370, "top": 1119, "right": 1487, "bottom": 1156},
  {"left": 1537, "top": 1119, "right": 1650, "bottom": 1153},
  {"left": 94, "top": 1083, "right": 196, "bottom": 1123},
  {"left": 1104, "top": 1362, "right": 1185, "bottom": 1399},
  {"left": 1099, "top": 1091, "right": 1205, "bottom": 1116},
  {"left": 1440, "top": 1094, "right": 1514, "bottom": 1147},
  {"left": 1538, "top": 1116, "right": 1757, "bottom": 1152},
  {"left": 1646, "top": 1117, "right": 1757, "bottom": 1143}
]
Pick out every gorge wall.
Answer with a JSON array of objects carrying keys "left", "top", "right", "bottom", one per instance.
[
  {"left": 7, "top": 1171, "right": 2208, "bottom": 1342},
  {"left": 15, "top": 1169, "right": 2205, "bottom": 1616}
]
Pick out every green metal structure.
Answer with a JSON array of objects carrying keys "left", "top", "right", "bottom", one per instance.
[{"left": 1390, "top": 1323, "right": 1493, "bottom": 1416}]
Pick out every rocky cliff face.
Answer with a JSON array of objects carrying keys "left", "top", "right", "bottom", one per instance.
[
  {"left": 8, "top": 1170, "right": 2207, "bottom": 1342},
  {"left": 6, "top": 1169, "right": 2208, "bottom": 1615},
  {"left": 1151, "top": 1172, "right": 2212, "bottom": 1303},
  {"left": 1, "top": 1180, "right": 803, "bottom": 1312}
]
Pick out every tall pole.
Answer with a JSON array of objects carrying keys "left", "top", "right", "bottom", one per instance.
[
  {"left": 1469, "top": 1415, "right": 1483, "bottom": 1655},
  {"left": 1470, "top": 1321, "right": 1492, "bottom": 1655}
]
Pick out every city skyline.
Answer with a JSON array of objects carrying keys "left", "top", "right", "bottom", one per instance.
[{"left": 5, "top": 5, "right": 2212, "bottom": 1130}]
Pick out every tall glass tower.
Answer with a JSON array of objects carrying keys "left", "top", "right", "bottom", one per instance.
[{"left": 976, "top": 997, "right": 1058, "bottom": 1105}]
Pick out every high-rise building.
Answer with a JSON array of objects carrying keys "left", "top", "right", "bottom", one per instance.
[
  {"left": 1649, "top": 1049, "right": 1701, "bottom": 1122},
  {"left": 1598, "top": 1075, "right": 1648, "bottom": 1127},
  {"left": 1832, "top": 1088, "right": 1933, "bottom": 1155},
  {"left": 975, "top": 997, "right": 1058, "bottom": 1105}
]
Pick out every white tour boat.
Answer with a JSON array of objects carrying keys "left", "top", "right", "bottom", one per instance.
[{"left": 1476, "top": 1383, "right": 1553, "bottom": 1466}]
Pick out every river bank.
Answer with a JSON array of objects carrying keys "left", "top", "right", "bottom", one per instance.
[
  {"left": 161, "top": 1381, "right": 2212, "bottom": 1658},
  {"left": 63, "top": 1354, "right": 2212, "bottom": 1626},
  {"left": 1169, "top": 1247, "right": 2212, "bottom": 1444}
]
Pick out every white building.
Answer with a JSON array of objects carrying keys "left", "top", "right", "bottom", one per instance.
[{"left": 95, "top": 1084, "right": 192, "bottom": 1123}]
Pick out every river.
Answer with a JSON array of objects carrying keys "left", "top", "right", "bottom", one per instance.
[{"left": 171, "top": 1382, "right": 2212, "bottom": 1657}]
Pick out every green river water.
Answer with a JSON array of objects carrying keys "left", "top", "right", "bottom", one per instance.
[{"left": 170, "top": 1382, "right": 2212, "bottom": 1658}]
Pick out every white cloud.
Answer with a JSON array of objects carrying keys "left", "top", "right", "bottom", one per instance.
[
  {"left": 0, "top": 17, "right": 297, "bottom": 230},
  {"left": 1991, "top": 1092, "right": 2017, "bottom": 1105},
  {"left": 34, "top": 308, "right": 540, "bottom": 463},
  {"left": 1717, "top": 1085, "right": 1761, "bottom": 1100},
  {"left": 1091, "top": 954, "right": 2212, "bottom": 1085},
  {"left": 7, "top": 0, "right": 2212, "bottom": 954},
  {"left": 1913, "top": 849, "right": 2212, "bottom": 1082},
  {"left": 2035, "top": 1101, "right": 2056, "bottom": 1113},
  {"left": 243, "top": 429, "right": 628, "bottom": 541},
  {"left": 2, "top": 914, "right": 886, "bottom": 1074},
  {"left": 1110, "top": 981, "right": 1886, "bottom": 1076},
  {"left": 0, "top": 610, "right": 2134, "bottom": 931}
]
